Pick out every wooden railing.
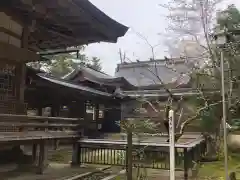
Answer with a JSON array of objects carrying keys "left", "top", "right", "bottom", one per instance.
[
  {"left": 0, "top": 113, "right": 87, "bottom": 144},
  {"left": 0, "top": 113, "right": 82, "bottom": 131},
  {"left": 75, "top": 135, "right": 206, "bottom": 180}
]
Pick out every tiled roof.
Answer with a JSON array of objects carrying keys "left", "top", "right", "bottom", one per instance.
[{"left": 115, "top": 59, "right": 191, "bottom": 88}]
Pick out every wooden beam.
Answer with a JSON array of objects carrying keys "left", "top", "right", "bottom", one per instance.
[
  {"left": 0, "top": 113, "right": 82, "bottom": 122},
  {"left": 71, "top": 142, "right": 81, "bottom": 166},
  {"left": 32, "top": 143, "right": 37, "bottom": 164},
  {"left": 0, "top": 27, "right": 22, "bottom": 40},
  {"left": 39, "top": 48, "right": 79, "bottom": 56},
  {"left": 0, "top": 122, "right": 79, "bottom": 128},
  {"left": 0, "top": 41, "right": 40, "bottom": 62}
]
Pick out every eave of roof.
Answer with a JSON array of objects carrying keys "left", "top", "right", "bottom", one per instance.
[
  {"left": 62, "top": 67, "right": 136, "bottom": 89},
  {"left": 1, "top": 0, "right": 129, "bottom": 51},
  {"left": 38, "top": 73, "right": 113, "bottom": 97},
  {"left": 123, "top": 88, "right": 220, "bottom": 97}
]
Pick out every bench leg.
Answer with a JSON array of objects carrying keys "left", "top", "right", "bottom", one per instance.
[
  {"left": 54, "top": 140, "right": 59, "bottom": 150},
  {"left": 32, "top": 144, "right": 37, "bottom": 164},
  {"left": 37, "top": 141, "right": 48, "bottom": 174},
  {"left": 71, "top": 142, "right": 81, "bottom": 166},
  {"left": 184, "top": 148, "right": 189, "bottom": 180}
]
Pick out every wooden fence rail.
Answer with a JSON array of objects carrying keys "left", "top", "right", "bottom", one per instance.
[
  {"left": 76, "top": 135, "right": 206, "bottom": 180},
  {"left": 0, "top": 113, "right": 91, "bottom": 133}
]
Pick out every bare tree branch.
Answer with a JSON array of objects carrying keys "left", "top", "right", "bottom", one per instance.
[{"left": 179, "top": 101, "right": 222, "bottom": 135}]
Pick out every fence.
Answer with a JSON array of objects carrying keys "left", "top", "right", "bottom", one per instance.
[{"left": 77, "top": 136, "right": 206, "bottom": 179}]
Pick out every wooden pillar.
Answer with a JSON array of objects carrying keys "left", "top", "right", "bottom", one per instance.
[
  {"left": 19, "top": 26, "right": 29, "bottom": 103},
  {"left": 52, "top": 104, "right": 60, "bottom": 150},
  {"left": 126, "top": 129, "right": 133, "bottom": 180},
  {"left": 82, "top": 101, "right": 86, "bottom": 119},
  {"left": 229, "top": 172, "right": 237, "bottom": 180},
  {"left": 94, "top": 104, "right": 99, "bottom": 120},
  {"left": 37, "top": 141, "right": 48, "bottom": 174},
  {"left": 51, "top": 106, "right": 55, "bottom": 117},
  {"left": 36, "top": 107, "right": 43, "bottom": 131},
  {"left": 94, "top": 104, "right": 100, "bottom": 130},
  {"left": 56, "top": 104, "right": 60, "bottom": 117},
  {"left": 37, "top": 107, "right": 42, "bottom": 116},
  {"left": 32, "top": 144, "right": 37, "bottom": 164},
  {"left": 184, "top": 148, "right": 189, "bottom": 180},
  {"left": 50, "top": 104, "right": 60, "bottom": 117},
  {"left": 71, "top": 142, "right": 81, "bottom": 166}
]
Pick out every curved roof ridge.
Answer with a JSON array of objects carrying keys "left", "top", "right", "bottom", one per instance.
[
  {"left": 76, "top": 0, "right": 129, "bottom": 39},
  {"left": 61, "top": 69, "right": 76, "bottom": 79}
]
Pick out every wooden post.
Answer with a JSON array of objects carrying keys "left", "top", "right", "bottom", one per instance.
[
  {"left": 32, "top": 144, "right": 37, "bottom": 164},
  {"left": 229, "top": 172, "right": 236, "bottom": 180},
  {"left": 37, "top": 107, "right": 42, "bottom": 116},
  {"left": 184, "top": 148, "right": 189, "bottom": 180},
  {"left": 126, "top": 128, "right": 133, "bottom": 180},
  {"left": 37, "top": 141, "right": 48, "bottom": 174},
  {"left": 169, "top": 109, "right": 175, "bottom": 180},
  {"left": 51, "top": 105, "right": 55, "bottom": 117},
  {"left": 95, "top": 104, "right": 100, "bottom": 131},
  {"left": 71, "top": 142, "right": 81, "bottom": 166},
  {"left": 37, "top": 107, "right": 43, "bottom": 131},
  {"left": 18, "top": 26, "right": 29, "bottom": 103}
]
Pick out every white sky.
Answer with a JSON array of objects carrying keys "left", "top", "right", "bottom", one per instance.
[{"left": 85, "top": 0, "right": 240, "bottom": 75}]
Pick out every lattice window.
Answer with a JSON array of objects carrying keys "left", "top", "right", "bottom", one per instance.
[
  {"left": 0, "top": 63, "right": 28, "bottom": 114},
  {"left": 0, "top": 63, "right": 16, "bottom": 100}
]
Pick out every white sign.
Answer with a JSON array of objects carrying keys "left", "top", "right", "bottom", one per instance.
[{"left": 169, "top": 109, "right": 175, "bottom": 180}]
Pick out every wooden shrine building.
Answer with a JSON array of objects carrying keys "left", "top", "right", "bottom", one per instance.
[
  {"left": 114, "top": 59, "right": 199, "bottom": 133},
  {"left": 25, "top": 66, "right": 131, "bottom": 135},
  {"left": 0, "top": 0, "right": 128, "bottom": 175}
]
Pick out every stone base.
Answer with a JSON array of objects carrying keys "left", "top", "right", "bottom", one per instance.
[{"left": 228, "top": 134, "right": 240, "bottom": 152}]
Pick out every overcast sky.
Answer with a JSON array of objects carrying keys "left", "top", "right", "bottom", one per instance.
[{"left": 85, "top": 0, "right": 240, "bottom": 75}]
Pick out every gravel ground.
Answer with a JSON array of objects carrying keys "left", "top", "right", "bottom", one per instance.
[
  {"left": 2, "top": 163, "right": 91, "bottom": 180},
  {"left": 115, "top": 168, "right": 189, "bottom": 180},
  {"left": 81, "top": 167, "right": 124, "bottom": 180}
]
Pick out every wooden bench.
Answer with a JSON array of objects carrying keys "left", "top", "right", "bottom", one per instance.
[{"left": 0, "top": 113, "right": 84, "bottom": 174}]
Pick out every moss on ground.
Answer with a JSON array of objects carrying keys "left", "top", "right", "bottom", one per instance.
[{"left": 198, "top": 153, "right": 240, "bottom": 179}]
